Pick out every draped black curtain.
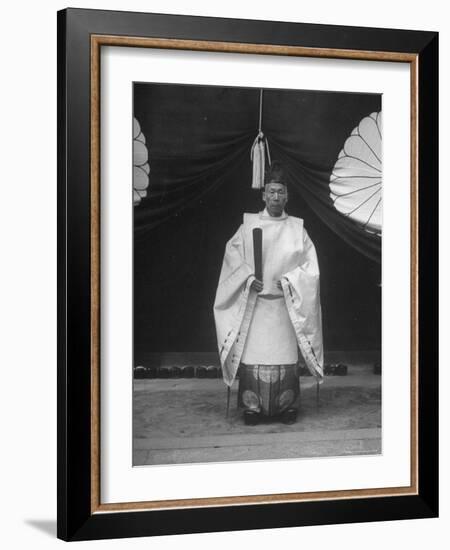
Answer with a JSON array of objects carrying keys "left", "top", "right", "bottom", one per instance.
[{"left": 133, "top": 83, "right": 381, "bottom": 357}]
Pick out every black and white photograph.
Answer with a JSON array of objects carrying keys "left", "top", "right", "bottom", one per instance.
[
  {"left": 132, "top": 82, "right": 382, "bottom": 466},
  {"left": 0, "top": 0, "right": 443, "bottom": 547}
]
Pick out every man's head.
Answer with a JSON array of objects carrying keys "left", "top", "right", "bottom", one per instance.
[{"left": 263, "top": 161, "right": 288, "bottom": 217}]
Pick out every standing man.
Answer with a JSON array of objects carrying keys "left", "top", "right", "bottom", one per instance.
[{"left": 213, "top": 162, "right": 323, "bottom": 425}]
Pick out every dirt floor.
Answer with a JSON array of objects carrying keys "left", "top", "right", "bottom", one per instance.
[{"left": 133, "top": 364, "right": 381, "bottom": 466}]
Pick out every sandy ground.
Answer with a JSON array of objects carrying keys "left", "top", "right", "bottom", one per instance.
[{"left": 133, "top": 364, "right": 381, "bottom": 465}]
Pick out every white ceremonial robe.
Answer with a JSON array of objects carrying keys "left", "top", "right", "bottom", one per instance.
[{"left": 213, "top": 209, "right": 324, "bottom": 387}]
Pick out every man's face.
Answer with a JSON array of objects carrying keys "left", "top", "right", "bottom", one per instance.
[{"left": 263, "top": 182, "right": 288, "bottom": 217}]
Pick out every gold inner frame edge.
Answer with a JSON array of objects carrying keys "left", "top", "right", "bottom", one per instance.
[{"left": 89, "top": 34, "right": 419, "bottom": 514}]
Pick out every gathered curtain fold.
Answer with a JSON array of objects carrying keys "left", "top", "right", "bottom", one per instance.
[{"left": 134, "top": 85, "right": 381, "bottom": 262}]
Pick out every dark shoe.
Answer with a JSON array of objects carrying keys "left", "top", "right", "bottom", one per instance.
[
  {"left": 243, "top": 410, "right": 260, "bottom": 425},
  {"left": 281, "top": 407, "right": 298, "bottom": 425}
]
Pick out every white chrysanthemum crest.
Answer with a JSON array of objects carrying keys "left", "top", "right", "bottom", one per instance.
[
  {"left": 133, "top": 117, "right": 150, "bottom": 206},
  {"left": 330, "top": 112, "right": 382, "bottom": 236}
]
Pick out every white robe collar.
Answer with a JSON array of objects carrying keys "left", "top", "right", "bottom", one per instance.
[{"left": 259, "top": 208, "right": 288, "bottom": 220}]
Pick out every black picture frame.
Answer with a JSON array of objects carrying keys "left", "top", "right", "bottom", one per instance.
[{"left": 57, "top": 7, "right": 438, "bottom": 541}]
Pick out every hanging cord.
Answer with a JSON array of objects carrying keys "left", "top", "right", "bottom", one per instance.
[
  {"left": 265, "top": 135, "right": 271, "bottom": 167},
  {"left": 250, "top": 89, "right": 271, "bottom": 189},
  {"left": 258, "top": 88, "right": 263, "bottom": 132},
  {"left": 257, "top": 89, "right": 271, "bottom": 163}
]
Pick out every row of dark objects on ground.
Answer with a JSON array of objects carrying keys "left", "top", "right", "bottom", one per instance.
[{"left": 133, "top": 363, "right": 381, "bottom": 379}]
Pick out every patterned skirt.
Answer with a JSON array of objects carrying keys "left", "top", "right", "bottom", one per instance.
[{"left": 238, "top": 363, "right": 300, "bottom": 417}]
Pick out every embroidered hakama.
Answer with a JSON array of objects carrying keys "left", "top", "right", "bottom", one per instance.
[{"left": 238, "top": 363, "right": 300, "bottom": 416}]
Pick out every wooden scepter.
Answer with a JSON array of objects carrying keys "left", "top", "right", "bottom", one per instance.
[{"left": 253, "top": 227, "right": 263, "bottom": 283}]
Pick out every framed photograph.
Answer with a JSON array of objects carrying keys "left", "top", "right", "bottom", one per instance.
[{"left": 57, "top": 8, "right": 438, "bottom": 541}]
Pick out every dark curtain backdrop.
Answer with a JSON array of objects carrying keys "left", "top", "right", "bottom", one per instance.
[{"left": 133, "top": 83, "right": 381, "bottom": 357}]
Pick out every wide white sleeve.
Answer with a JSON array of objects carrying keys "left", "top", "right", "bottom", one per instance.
[
  {"left": 214, "top": 226, "right": 254, "bottom": 312},
  {"left": 213, "top": 226, "right": 257, "bottom": 386},
  {"left": 281, "top": 229, "right": 324, "bottom": 379}
]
